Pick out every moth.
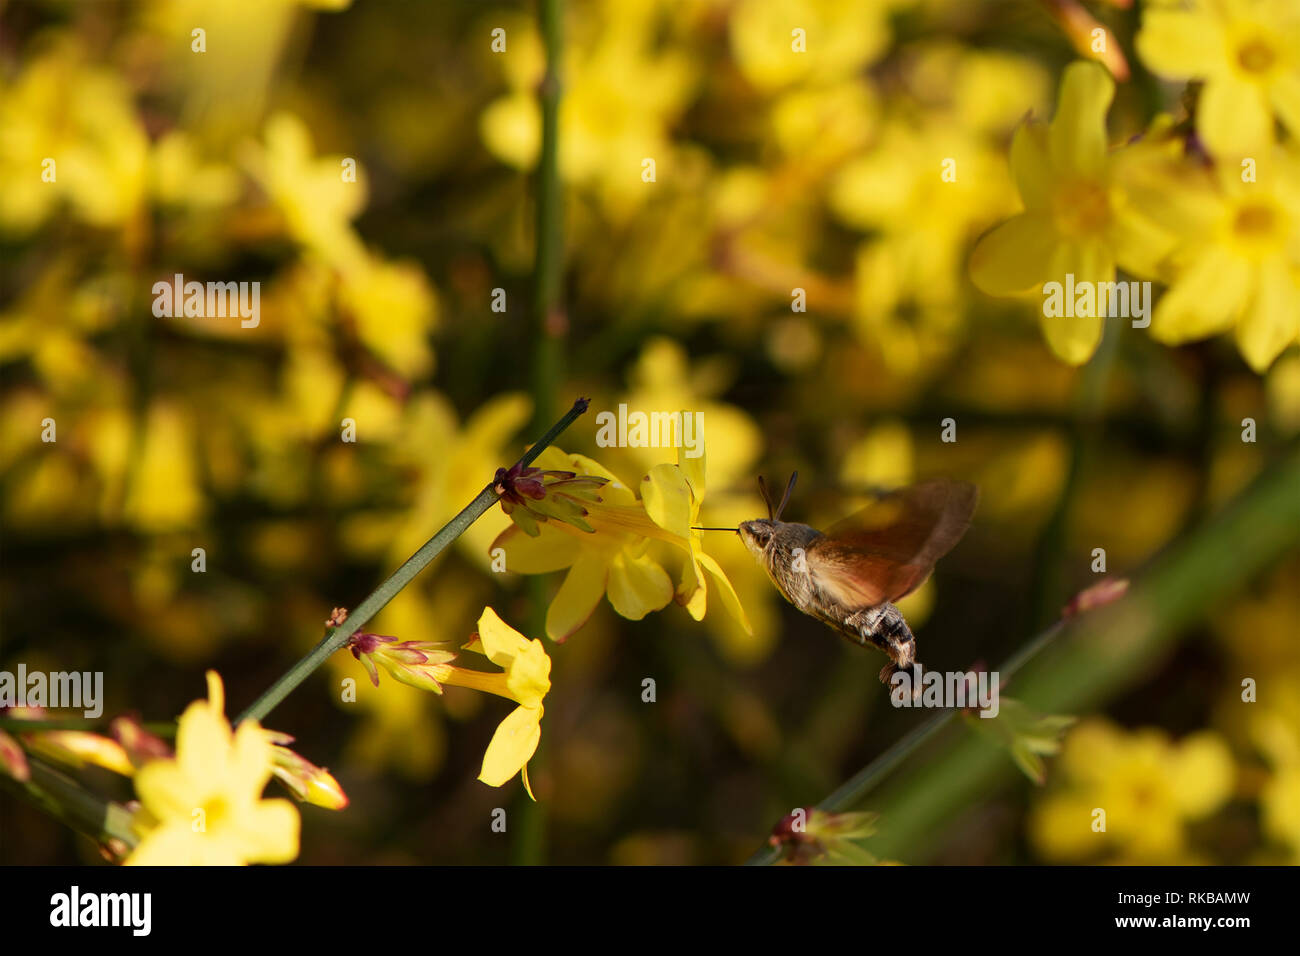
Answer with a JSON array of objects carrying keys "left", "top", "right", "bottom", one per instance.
[{"left": 700, "top": 473, "right": 977, "bottom": 684}]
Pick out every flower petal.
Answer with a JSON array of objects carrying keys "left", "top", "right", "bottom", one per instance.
[
  {"left": 1199, "top": 76, "right": 1272, "bottom": 159},
  {"left": 1049, "top": 61, "right": 1114, "bottom": 180},
  {"left": 970, "top": 212, "right": 1061, "bottom": 295},
  {"left": 478, "top": 705, "right": 542, "bottom": 787},
  {"left": 545, "top": 551, "right": 608, "bottom": 641},
  {"left": 1150, "top": 248, "right": 1251, "bottom": 343},
  {"left": 1135, "top": 9, "right": 1225, "bottom": 80},
  {"left": 1037, "top": 239, "right": 1114, "bottom": 365},
  {"left": 1010, "top": 121, "right": 1053, "bottom": 210},
  {"left": 606, "top": 550, "right": 674, "bottom": 620},
  {"left": 640, "top": 463, "right": 695, "bottom": 537},
  {"left": 1236, "top": 257, "right": 1300, "bottom": 372}
]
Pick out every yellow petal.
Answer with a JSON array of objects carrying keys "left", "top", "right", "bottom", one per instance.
[
  {"left": 1049, "top": 61, "right": 1114, "bottom": 179},
  {"left": 478, "top": 705, "right": 542, "bottom": 787},
  {"left": 133, "top": 759, "right": 197, "bottom": 821},
  {"left": 545, "top": 551, "right": 608, "bottom": 641},
  {"left": 230, "top": 798, "right": 301, "bottom": 865},
  {"left": 492, "top": 523, "right": 584, "bottom": 573},
  {"left": 1236, "top": 258, "right": 1300, "bottom": 372},
  {"left": 640, "top": 463, "right": 694, "bottom": 537},
  {"left": 1010, "top": 121, "right": 1053, "bottom": 210},
  {"left": 606, "top": 550, "right": 674, "bottom": 620},
  {"left": 125, "top": 823, "right": 216, "bottom": 866},
  {"left": 676, "top": 433, "right": 707, "bottom": 500},
  {"left": 175, "top": 699, "right": 232, "bottom": 781},
  {"left": 476, "top": 605, "right": 529, "bottom": 668},
  {"left": 970, "top": 212, "right": 1061, "bottom": 295},
  {"left": 1135, "top": 9, "right": 1224, "bottom": 80},
  {"left": 504, "top": 640, "right": 552, "bottom": 708},
  {"left": 229, "top": 719, "right": 277, "bottom": 798},
  {"left": 1199, "top": 76, "right": 1272, "bottom": 159},
  {"left": 204, "top": 670, "right": 225, "bottom": 715},
  {"left": 1151, "top": 248, "right": 1251, "bottom": 343},
  {"left": 1037, "top": 239, "right": 1113, "bottom": 365},
  {"left": 698, "top": 552, "right": 754, "bottom": 635},
  {"left": 1169, "top": 732, "right": 1234, "bottom": 818}
]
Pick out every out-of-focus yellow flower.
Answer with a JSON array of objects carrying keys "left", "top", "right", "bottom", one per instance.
[
  {"left": 1030, "top": 718, "right": 1234, "bottom": 862},
  {"left": 1136, "top": 0, "right": 1300, "bottom": 158},
  {"left": 338, "top": 251, "right": 439, "bottom": 380},
  {"left": 620, "top": 337, "right": 763, "bottom": 488},
  {"left": 123, "top": 404, "right": 206, "bottom": 532},
  {"left": 244, "top": 111, "right": 367, "bottom": 266},
  {"left": 150, "top": 132, "right": 240, "bottom": 209},
  {"left": 1128, "top": 149, "right": 1300, "bottom": 372},
  {"left": 729, "top": 0, "right": 898, "bottom": 92},
  {"left": 0, "top": 41, "right": 148, "bottom": 234},
  {"left": 126, "top": 672, "right": 299, "bottom": 866},
  {"left": 969, "top": 61, "right": 1155, "bottom": 365},
  {"left": 480, "top": 2, "right": 697, "bottom": 214}
]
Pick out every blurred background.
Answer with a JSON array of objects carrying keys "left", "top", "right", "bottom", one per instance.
[{"left": 1, "top": 0, "right": 1297, "bottom": 865}]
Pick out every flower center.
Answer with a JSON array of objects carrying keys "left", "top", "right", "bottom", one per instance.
[
  {"left": 202, "top": 795, "right": 230, "bottom": 829},
  {"left": 1236, "top": 37, "right": 1276, "bottom": 75},
  {"left": 1233, "top": 202, "right": 1278, "bottom": 239},
  {"left": 1052, "top": 180, "right": 1110, "bottom": 238}
]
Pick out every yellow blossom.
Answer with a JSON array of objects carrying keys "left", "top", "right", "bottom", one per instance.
[
  {"left": 1030, "top": 718, "right": 1234, "bottom": 862},
  {"left": 969, "top": 61, "right": 1155, "bottom": 364},
  {"left": 126, "top": 672, "right": 299, "bottom": 866},
  {"left": 1127, "top": 148, "right": 1300, "bottom": 371},
  {"left": 1136, "top": 0, "right": 1300, "bottom": 159}
]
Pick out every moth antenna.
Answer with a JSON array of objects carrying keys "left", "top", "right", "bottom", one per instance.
[
  {"left": 757, "top": 475, "right": 774, "bottom": 520},
  {"left": 775, "top": 471, "right": 798, "bottom": 521}
]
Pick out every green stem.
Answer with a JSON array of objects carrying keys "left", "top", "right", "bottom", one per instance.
[
  {"left": 514, "top": 0, "right": 565, "bottom": 867},
  {"left": 0, "top": 756, "right": 139, "bottom": 850},
  {"left": 234, "top": 397, "right": 590, "bottom": 726},
  {"left": 745, "top": 624, "right": 1064, "bottom": 865},
  {"left": 0, "top": 717, "right": 176, "bottom": 736}
]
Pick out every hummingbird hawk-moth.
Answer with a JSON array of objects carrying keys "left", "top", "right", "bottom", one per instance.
[{"left": 701, "top": 473, "right": 977, "bottom": 684}]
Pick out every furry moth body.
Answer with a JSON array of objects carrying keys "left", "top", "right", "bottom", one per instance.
[{"left": 734, "top": 474, "right": 977, "bottom": 684}]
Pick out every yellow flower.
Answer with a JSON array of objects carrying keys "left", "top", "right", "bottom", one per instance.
[
  {"left": 969, "top": 61, "right": 1150, "bottom": 364},
  {"left": 641, "top": 443, "right": 751, "bottom": 635},
  {"left": 1030, "top": 718, "right": 1234, "bottom": 862},
  {"left": 348, "top": 607, "right": 551, "bottom": 797},
  {"left": 126, "top": 672, "right": 299, "bottom": 866},
  {"left": 1131, "top": 148, "right": 1300, "bottom": 371},
  {"left": 1136, "top": 0, "right": 1300, "bottom": 158},
  {"left": 491, "top": 448, "right": 677, "bottom": 641},
  {"left": 244, "top": 112, "right": 367, "bottom": 267}
]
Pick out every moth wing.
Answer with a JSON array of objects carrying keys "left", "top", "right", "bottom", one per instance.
[{"left": 805, "top": 480, "right": 977, "bottom": 609}]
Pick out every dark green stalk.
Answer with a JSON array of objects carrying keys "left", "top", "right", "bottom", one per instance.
[{"left": 0, "top": 757, "right": 139, "bottom": 849}]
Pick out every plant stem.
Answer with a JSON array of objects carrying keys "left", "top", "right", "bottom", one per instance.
[
  {"left": 514, "top": 0, "right": 565, "bottom": 866},
  {"left": 745, "top": 623, "right": 1064, "bottom": 865},
  {"left": 234, "top": 397, "right": 591, "bottom": 726},
  {"left": 0, "top": 756, "right": 139, "bottom": 850}
]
